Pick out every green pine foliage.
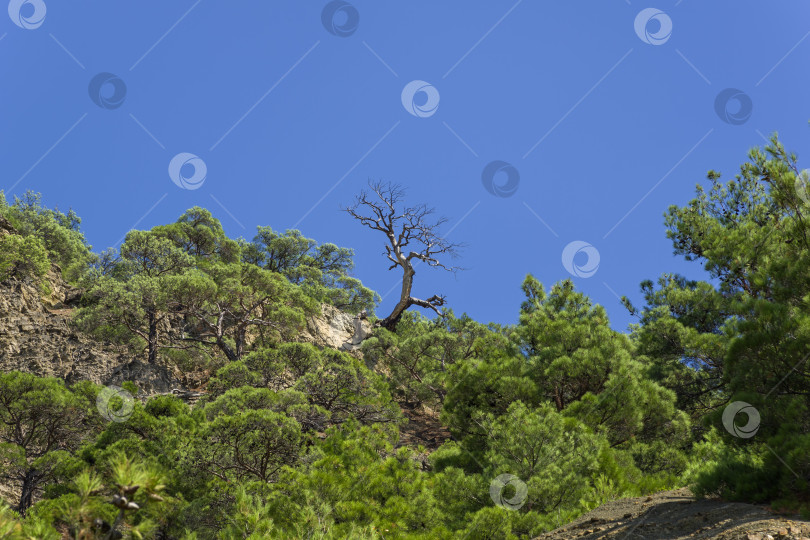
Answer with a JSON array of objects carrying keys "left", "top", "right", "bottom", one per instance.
[
  {"left": 0, "top": 191, "right": 93, "bottom": 283},
  {"left": 242, "top": 225, "right": 379, "bottom": 314},
  {"left": 0, "top": 234, "right": 50, "bottom": 286},
  {"left": 1, "top": 134, "right": 809, "bottom": 535}
]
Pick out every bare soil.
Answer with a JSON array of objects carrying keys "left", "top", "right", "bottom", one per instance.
[{"left": 535, "top": 488, "right": 810, "bottom": 540}]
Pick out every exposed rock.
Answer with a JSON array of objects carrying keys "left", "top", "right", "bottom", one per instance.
[
  {"left": 299, "top": 303, "right": 373, "bottom": 355},
  {"left": 1, "top": 257, "right": 374, "bottom": 395},
  {"left": 0, "top": 215, "right": 16, "bottom": 235},
  {"left": 0, "top": 272, "right": 183, "bottom": 394}
]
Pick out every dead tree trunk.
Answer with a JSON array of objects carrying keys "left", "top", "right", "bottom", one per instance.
[{"left": 344, "top": 181, "right": 461, "bottom": 332}]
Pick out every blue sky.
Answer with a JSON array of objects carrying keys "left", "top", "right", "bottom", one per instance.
[{"left": 3, "top": 1, "right": 809, "bottom": 331}]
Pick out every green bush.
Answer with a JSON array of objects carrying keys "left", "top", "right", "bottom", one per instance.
[
  {"left": 0, "top": 234, "right": 50, "bottom": 284},
  {"left": 0, "top": 191, "right": 93, "bottom": 282}
]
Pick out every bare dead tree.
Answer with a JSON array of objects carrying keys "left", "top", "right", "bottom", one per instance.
[{"left": 344, "top": 180, "right": 463, "bottom": 331}]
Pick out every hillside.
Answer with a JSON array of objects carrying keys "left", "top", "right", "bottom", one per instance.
[
  {"left": 6, "top": 256, "right": 805, "bottom": 539},
  {"left": 0, "top": 272, "right": 372, "bottom": 391},
  {"left": 0, "top": 211, "right": 372, "bottom": 396},
  {"left": 1, "top": 136, "right": 810, "bottom": 540},
  {"left": 3, "top": 259, "right": 808, "bottom": 537},
  {"left": 537, "top": 489, "right": 810, "bottom": 540}
]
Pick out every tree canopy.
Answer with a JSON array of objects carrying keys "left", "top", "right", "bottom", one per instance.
[{"left": 2, "top": 135, "right": 810, "bottom": 537}]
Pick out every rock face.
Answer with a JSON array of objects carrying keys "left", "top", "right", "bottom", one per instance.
[
  {"left": 0, "top": 270, "right": 183, "bottom": 394},
  {"left": 300, "top": 303, "right": 373, "bottom": 354},
  {"left": 0, "top": 215, "right": 14, "bottom": 235},
  {"left": 0, "top": 242, "right": 373, "bottom": 394},
  {"left": 1, "top": 215, "right": 183, "bottom": 392}
]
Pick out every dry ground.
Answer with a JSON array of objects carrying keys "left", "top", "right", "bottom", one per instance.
[{"left": 535, "top": 488, "right": 810, "bottom": 540}]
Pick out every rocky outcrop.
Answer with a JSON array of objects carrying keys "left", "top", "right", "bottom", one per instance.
[
  {"left": 0, "top": 270, "right": 183, "bottom": 394},
  {"left": 300, "top": 303, "right": 373, "bottom": 354},
  {"left": 0, "top": 215, "right": 16, "bottom": 235},
  {"left": 0, "top": 258, "right": 374, "bottom": 394}
]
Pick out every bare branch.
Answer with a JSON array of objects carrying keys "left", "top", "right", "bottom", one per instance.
[{"left": 343, "top": 180, "right": 463, "bottom": 331}]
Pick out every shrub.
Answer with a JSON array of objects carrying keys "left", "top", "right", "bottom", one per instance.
[{"left": 0, "top": 234, "right": 50, "bottom": 285}]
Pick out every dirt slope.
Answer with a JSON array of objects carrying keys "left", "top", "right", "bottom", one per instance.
[{"left": 535, "top": 488, "right": 810, "bottom": 540}]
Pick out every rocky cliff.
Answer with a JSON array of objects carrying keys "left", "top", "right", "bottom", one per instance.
[
  {"left": 0, "top": 219, "right": 373, "bottom": 394},
  {"left": 0, "top": 268, "right": 187, "bottom": 393}
]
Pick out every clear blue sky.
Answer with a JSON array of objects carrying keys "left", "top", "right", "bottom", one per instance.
[{"left": 3, "top": 1, "right": 809, "bottom": 331}]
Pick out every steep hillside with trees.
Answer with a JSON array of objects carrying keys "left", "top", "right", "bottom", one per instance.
[{"left": 0, "top": 137, "right": 808, "bottom": 538}]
